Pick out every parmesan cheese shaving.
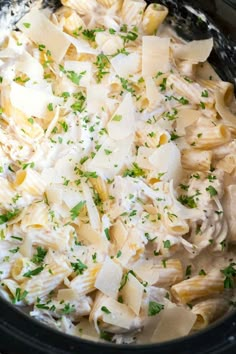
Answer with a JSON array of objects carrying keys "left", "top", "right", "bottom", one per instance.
[
  {"left": 107, "top": 93, "right": 135, "bottom": 140},
  {"left": 10, "top": 82, "right": 62, "bottom": 119},
  {"left": 142, "top": 36, "right": 170, "bottom": 77},
  {"left": 172, "top": 38, "right": 213, "bottom": 62},
  {"left": 95, "top": 257, "right": 122, "bottom": 298},
  {"left": 17, "top": 8, "right": 71, "bottom": 63}
]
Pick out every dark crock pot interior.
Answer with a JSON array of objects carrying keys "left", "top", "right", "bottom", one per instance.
[{"left": 0, "top": 1, "right": 236, "bottom": 353}]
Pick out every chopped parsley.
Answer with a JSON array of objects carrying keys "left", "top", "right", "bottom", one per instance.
[
  {"left": 112, "top": 114, "right": 122, "bottom": 122},
  {"left": 163, "top": 240, "right": 171, "bottom": 249},
  {"left": 123, "top": 163, "right": 145, "bottom": 178},
  {"left": 62, "top": 303, "right": 76, "bottom": 314},
  {"left": 70, "top": 201, "right": 86, "bottom": 220},
  {"left": 201, "top": 90, "right": 209, "bottom": 97},
  {"left": 178, "top": 195, "right": 197, "bottom": 208},
  {"left": 23, "top": 266, "right": 44, "bottom": 278},
  {"left": 104, "top": 228, "right": 110, "bottom": 240},
  {"left": 199, "top": 269, "right": 207, "bottom": 276},
  {"left": 206, "top": 185, "right": 218, "bottom": 197},
  {"left": 101, "top": 306, "right": 111, "bottom": 314},
  {"left": 71, "top": 259, "right": 88, "bottom": 275},
  {"left": 67, "top": 70, "right": 86, "bottom": 85},
  {"left": 22, "top": 162, "right": 35, "bottom": 170},
  {"left": 32, "top": 247, "right": 47, "bottom": 264},
  {"left": 23, "top": 23, "right": 31, "bottom": 28},
  {"left": 12, "top": 288, "right": 28, "bottom": 304},
  {"left": 148, "top": 301, "right": 164, "bottom": 316},
  {"left": 0, "top": 209, "right": 20, "bottom": 225},
  {"left": 47, "top": 103, "right": 53, "bottom": 111},
  {"left": 185, "top": 265, "right": 192, "bottom": 277},
  {"left": 221, "top": 263, "right": 236, "bottom": 289},
  {"left": 94, "top": 54, "right": 110, "bottom": 82}
]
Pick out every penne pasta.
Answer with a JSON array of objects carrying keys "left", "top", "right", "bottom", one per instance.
[
  {"left": 192, "top": 298, "right": 229, "bottom": 330},
  {"left": 181, "top": 149, "right": 212, "bottom": 171},
  {"left": 171, "top": 271, "right": 224, "bottom": 304},
  {"left": 121, "top": 0, "right": 147, "bottom": 27},
  {"left": 142, "top": 3, "right": 168, "bottom": 34}
]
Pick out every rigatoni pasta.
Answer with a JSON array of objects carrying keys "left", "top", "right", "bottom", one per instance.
[{"left": 0, "top": 0, "right": 235, "bottom": 346}]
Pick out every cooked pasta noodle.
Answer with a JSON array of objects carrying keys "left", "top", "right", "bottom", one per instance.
[{"left": 0, "top": 1, "right": 235, "bottom": 345}]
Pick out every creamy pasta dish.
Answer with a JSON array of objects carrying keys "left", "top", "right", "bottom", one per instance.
[{"left": 0, "top": 0, "right": 236, "bottom": 345}]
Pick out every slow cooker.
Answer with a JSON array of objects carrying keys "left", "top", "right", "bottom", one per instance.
[{"left": 0, "top": 1, "right": 236, "bottom": 353}]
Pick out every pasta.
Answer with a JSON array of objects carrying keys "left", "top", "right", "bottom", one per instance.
[
  {"left": 142, "top": 3, "right": 168, "bottom": 35},
  {"left": 0, "top": 0, "right": 235, "bottom": 345}
]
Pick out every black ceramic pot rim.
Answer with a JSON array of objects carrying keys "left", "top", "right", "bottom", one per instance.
[
  {"left": 0, "top": 294, "right": 236, "bottom": 354},
  {"left": 0, "top": 1, "right": 236, "bottom": 353}
]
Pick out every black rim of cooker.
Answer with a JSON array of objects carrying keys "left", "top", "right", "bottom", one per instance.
[{"left": 0, "top": 1, "right": 236, "bottom": 353}]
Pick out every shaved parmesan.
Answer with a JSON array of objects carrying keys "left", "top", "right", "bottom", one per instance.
[
  {"left": 10, "top": 82, "right": 62, "bottom": 119},
  {"left": 95, "top": 257, "right": 122, "bottom": 298},
  {"left": 215, "top": 90, "right": 236, "bottom": 129},
  {"left": 176, "top": 109, "right": 201, "bottom": 135},
  {"left": 142, "top": 36, "right": 170, "bottom": 77},
  {"left": 172, "top": 38, "right": 213, "bottom": 63},
  {"left": 17, "top": 8, "right": 71, "bottom": 63},
  {"left": 88, "top": 135, "right": 134, "bottom": 178},
  {"left": 102, "top": 297, "right": 135, "bottom": 329},
  {"left": 121, "top": 273, "right": 144, "bottom": 315},
  {"left": 16, "top": 51, "right": 44, "bottom": 82},
  {"left": 151, "top": 303, "right": 196, "bottom": 342},
  {"left": 107, "top": 93, "right": 135, "bottom": 140},
  {"left": 79, "top": 223, "right": 108, "bottom": 251},
  {"left": 82, "top": 181, "right": 101, "bottom": 231},
  {"left": 65, "top": 34, "right": 98, "bottom": 55},
  {"left": 64, "top": 61, "right": 92, "bottom": 87},
  {"left": 149, "top": 143, "right": 182, "bottom": 185},
  {"left": 133, "top": 260, "right": 160, "bottom": 285},
  {"left": 136, "top": 147, "right": 156, "bottom": 170},
  {"left": 110, "top": 53, "right": 140, "bottom": 78},
  {"left": 145, "top": 76, "right": 162, "bottom": 110},
  {"left": 86, "top": 84, "right": 109, "bottom": 114}
]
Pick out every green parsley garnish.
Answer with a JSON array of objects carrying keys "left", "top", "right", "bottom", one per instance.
[
  {"left": 112, "top": 114, "right": 122, "bottom": 122},
  {"left": 70, "top": 201, "right": 86, "bottom": 220},
  {"left": 0, "top": 209, "right": 20, "bottom": 225},
  {"left": 23, "top": 266, "right": 44, "bottom": 278},
  {"left": 101, "top": 306, "right": 111, "bottom": 314},
  {"left": 206, "top": 185, "right": 217, "bottom": 197},
  {"left": 12, "top": 288, "right": 28, "bottom": 304},
  {"left": 148, "top": 301, "right": 164, "bottom": 316},
  {"left": 221, "top": 263, "right": 236, "bottom": 288},
  {"left": 23, "top": 23, "right": 31, "bottom": 28},
  {"left": 178, "top": 195, "right": 197, "bottom": 208},
  {"left": 32, "top": 247, "right": 47, "bottom": 264},
  {"left": 71, "top": 259, "right": 88, "bottom": 275}
]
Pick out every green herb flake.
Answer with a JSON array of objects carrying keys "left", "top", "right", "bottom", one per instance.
[
  {"left": 12, "top": 288, "right": 28, "bottom": 304},
  {"left": 32, "top": 247, "right": 47, "bottom": 264},
  {"left": 178, "top": 195, "right": 197, "bottom": 208},
  {"left": 201, "top": 90, "right": 209, "bottom": 98},
  {"left": 221, "top": 263, "right": 236, "bottom": 289},
  {"left": 23, "top": 23, "right": 31, "bottom": 28},
  {"left": 163, "top": 240, "right": 171, "bottom": 249},
  {"left": 70, "top": 201, "right": 86, "bottom": 220},
  {"left": 0, "top": 209, "right": 20, "bottom": 225},
  {"left": 67, "top": 70, "right": 86, "bottom": 85},
  {"left": 104, "top": 228, "right": 110, "bottom": 240},
  {"left": 185, "top": 265, "right": 192, "bottom": 277},
  {"left": 62, "top": 303, "right": 76, "bottom": 314},
  {"left": 199, "top": 269, "right": 207, "bottom": 276},
  {"left": 112, "top": 114, "right": 122, "bottom": 122},
  {"left": 71, "top": 259, "right": 88, "bottom": 275},
  {"left": 101, "top": 306, "right": 111, "bottom": 314},
  {"left": 148, "top": 301, "right": 164, "bottom": 316},
  {"left": 23, "top": 266, "right": 44, "bottom": 278},
  {"left": 206, "top": 185, "right": 218, "bottom": 197}
]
